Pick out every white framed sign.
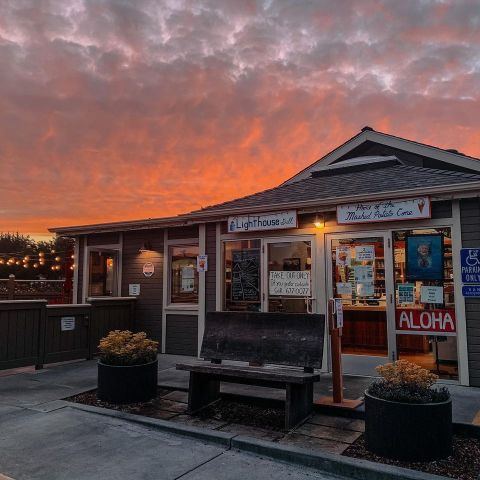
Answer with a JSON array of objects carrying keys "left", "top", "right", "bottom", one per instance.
[
  {"left": 337, "top": 197, "right": 431, "bottom": 225},
  {"left": 143, "top": 262, "right": 155, "bottom": 277},
  {"left": 269, "top": 271, "right": 311, "bottom": 296},
  {"left": 355, "top": 245, "right": 375, "bottom": 261},
  {"left": 129, "top": 284, "right": 140, "bottom": 296},
  {"left": 228, "top": 210, "right": 297, "bottom": 233},
  {"left": 61, "top": 317, "right": 75, "bottom": 331}
]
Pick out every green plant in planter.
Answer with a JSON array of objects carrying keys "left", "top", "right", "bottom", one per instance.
[
  {"left": 98, "top": 330, "right": 158, "bottom": 366},
  {"left": 369, "top": 359, "right": 450, "bottom": 403}
]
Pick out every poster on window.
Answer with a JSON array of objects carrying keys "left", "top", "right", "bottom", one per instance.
[
  {"left": 336, "top": 246, "right": 351, "bottom": 267},
  {"left": 406, "top": 234, "right": 443, "bottom": 280},
  {"left": 398, "top": 284, "right": 415, "bottom": 304},
  {"left": 421, "top": 285, "right": 444, "bottom": 304},
  {"left": 356, "top": 282, "right": 374, "bottom": 297},
  {"left": 231, "top": 249, "right": 261, "bottom": 302},
  {"left": 355, "top": 245, "right": 375, "bottom": 261},
  {"left": 269, "top": 271, "right": 311, "bottom": 296},
  {"left": 354, "top": 265, "right": 374, "bottom": 283},
  {"left": 336, "top": 282, "right": 353, "bottom": 296},
  {"left": 181, "top": 266, "right": 195, "bottom": 292}
]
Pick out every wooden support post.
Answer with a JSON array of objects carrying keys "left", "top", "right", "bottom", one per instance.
[
  {"left": 316, "top": 298, "right": 363, "bottom": 409},
  {"left": 187, "top": 372, "right": 220, "bottom": 413}
]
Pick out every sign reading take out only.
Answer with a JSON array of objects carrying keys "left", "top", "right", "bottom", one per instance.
[{"left": 269, "top": 271, "right": 311, "bottom": 296}]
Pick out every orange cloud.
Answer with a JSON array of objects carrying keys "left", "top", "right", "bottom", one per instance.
[{"left": 0, "top": 0, "right": 479, "bottom": 236}]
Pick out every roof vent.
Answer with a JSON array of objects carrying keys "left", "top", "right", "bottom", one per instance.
[
  {"left": 446, "top": 148, "right": 465, "bottom": 156},
  {"left": 311, "top": 156, "right": 402, "bottom": 178},
  {"left": 361, "top": 126, "right": 375, "bottom": 132}
]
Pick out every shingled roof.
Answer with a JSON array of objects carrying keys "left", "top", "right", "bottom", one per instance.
[{"left": 193, "top": 162, "right": 480, "bottom": 215}]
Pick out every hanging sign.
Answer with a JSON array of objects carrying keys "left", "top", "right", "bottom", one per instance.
[
  {"left": 395, "top": 309, "right": 456, "bottom": 335},
  {"left": 143, "top": 262, "right": 155, "bottom": 277},
  {"left": 228, "top": 210, "right": 297, "bottom": 233},
  {"left": 197, "top": 255, "right": 208, "bottom": 273},
  {"left": 269, "top": 271, "right": 311, "bottom": 296},
  {"left": 61, "top": 317, "right": 75, "bottom": 331},
  {"left": 337, "top": 197, "right": 431, "bottom": 225}
]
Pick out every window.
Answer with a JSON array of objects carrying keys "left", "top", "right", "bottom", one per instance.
[
  {"left": 170, "top": 245, "right": 199, "bottom": 304},
  {"left": 224, "top": 239, "right": 261, "bottom": 311},
  {"left": 393, "top": 227, "right": 458, "bottom": 380},
  {"left": 88, "top": 250, "right": 118, "bottom": 297}
]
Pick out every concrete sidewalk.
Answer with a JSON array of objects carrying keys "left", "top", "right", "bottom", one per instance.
[
  {"left": 0, "top": 357, "right": 344, "bottom": 480},
  {"left": 0, "top": 354, "right": 479, "bottom": 423}
]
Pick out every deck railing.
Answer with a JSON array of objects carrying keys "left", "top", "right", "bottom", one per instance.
[{"left": 0, "top": 275, "right": 71, "bottom": 304}]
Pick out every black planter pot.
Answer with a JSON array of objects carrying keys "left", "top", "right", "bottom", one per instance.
[
  {"left": 97, "top": 359, "right": 158, "bottom": 404},
  {"left": 365, "top": 391, "right": 452, "bottom": 461}
]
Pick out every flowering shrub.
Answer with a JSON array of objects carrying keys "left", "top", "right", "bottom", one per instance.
[
  {"left": 368, "top": 360, "right": 450, "bottom": 404},
  {"left": 98, "top": 330, "right": 158, "bottom": 366}
]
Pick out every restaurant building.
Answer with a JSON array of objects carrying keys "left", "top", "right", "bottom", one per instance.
[{"left": 50, "top": 127, "right": 480, "bottom": 387}]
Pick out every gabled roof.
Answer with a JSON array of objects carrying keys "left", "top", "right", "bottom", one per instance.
[
  {"left": 189, "top": 163, "right": 480, "bottom": 217},
  {"left": 282, "top": 127, "right": 480, "bottom": 185}
]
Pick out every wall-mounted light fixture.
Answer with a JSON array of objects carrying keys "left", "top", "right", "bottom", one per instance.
[
  {"left": 139, "top": 240, "right": 153, "bottom": 253},
  {"left": 313, "top": 214, "right": 325, "bottom": 229}
]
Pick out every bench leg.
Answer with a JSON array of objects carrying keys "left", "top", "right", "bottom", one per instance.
[
  {"left": 285, "top": 383, "right": 313, "bottom": 430},
  {"left": 187, "top": 372, "right": 220, "bottom": 414}
]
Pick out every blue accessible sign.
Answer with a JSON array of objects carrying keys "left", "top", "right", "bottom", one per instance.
[
  {"left": 462, "top": 285, "right": 480, "bottom": 297},
  {"left": 460, "top": 248, "right": 480, "bottom": 283}
]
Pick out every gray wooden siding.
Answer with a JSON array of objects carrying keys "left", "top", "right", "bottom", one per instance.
[
  {"left": 87, "top": 232, "right": 120, "bottom": 246},
  {"left": 121, "top": 229, "right": 164, "bottom": 343},
  {"left": 460, "top": 198, "right": 480, "bottom": 386},
  {"left": 205, "top": 223, "right": 217, "bottom": 313},
  {"left": 431, "top": 200, "right": 452, "bottom": 219},
  {"left": 168, "top": 225, "right": 199, "bottom": 240},
  {"left": 165, "top": 314, "right": 198, "bottom": 356}
]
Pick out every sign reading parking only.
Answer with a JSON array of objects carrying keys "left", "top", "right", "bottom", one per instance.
[{"left": 461, "top": 248, "right": 480, "bottom": 284}]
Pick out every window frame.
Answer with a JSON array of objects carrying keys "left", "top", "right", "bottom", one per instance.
[{"left": 167, "top": 241, "right": 200, "bottom": 308}]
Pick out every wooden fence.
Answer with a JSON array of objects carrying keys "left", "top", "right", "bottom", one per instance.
[{"left": 0, "top": 297, "right": 136, "bottom": 370}]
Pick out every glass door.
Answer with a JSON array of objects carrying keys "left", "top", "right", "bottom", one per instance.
[
  {"left": 327, "top": 232, "right": 395, "bottom": 376},
  {"left": 264, "top": 237, "right": 315, "bottom": 313}
]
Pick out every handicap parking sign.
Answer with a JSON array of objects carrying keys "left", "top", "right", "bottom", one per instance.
[{"left": 460, "top": 248, "right": 480, "bottom": 283}]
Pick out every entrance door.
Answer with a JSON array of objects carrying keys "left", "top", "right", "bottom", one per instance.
[
  {"left": 327, "top": 232, "right": 395, "bottom": 376},
  {"left": 264, "top": 236, "right": 315, "bottom": 313}
]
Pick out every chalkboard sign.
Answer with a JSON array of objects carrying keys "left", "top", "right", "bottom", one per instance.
[{"left": 232, "top": 249, "right": 260, "bottom": 302}]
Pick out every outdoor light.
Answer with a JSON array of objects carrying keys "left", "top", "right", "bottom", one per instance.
[
  {"left": 313, "top": 214, "right": 324, "bottom": 229},
  {"left": 139, "top": 240, "right": 153, "bottom": 253}
]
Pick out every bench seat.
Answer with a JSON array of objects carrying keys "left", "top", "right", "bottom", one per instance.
[{"left": 176, "top": 361, "right": 320, "bottom": 430}]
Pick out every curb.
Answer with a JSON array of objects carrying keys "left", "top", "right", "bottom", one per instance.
[
  {"left": 66, "top": 401, "right": 446, "bottom": 480},
  {"left": 231, "top": 436, "right": 446, "bottom": 480},
  {"left": 67, "top": 402, "right": 234, "bottom": 447}
]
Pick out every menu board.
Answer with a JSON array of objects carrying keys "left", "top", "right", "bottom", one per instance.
[{"left": 232, "top": 249, "right": 261, "bottom": 301}]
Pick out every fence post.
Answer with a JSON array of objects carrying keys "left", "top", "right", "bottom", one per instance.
[
  {"left": 7, "top": 274, "right": 15, "bottom": 300},
  {"left": 35, "top": 301, "right": 48, "bottom": 370}
]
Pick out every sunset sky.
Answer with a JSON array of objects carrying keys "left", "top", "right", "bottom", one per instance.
[{"left": 1, "top": 0, "right": 480, "bottom": 239}]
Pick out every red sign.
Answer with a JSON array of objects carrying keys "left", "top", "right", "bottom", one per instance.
[{"left": 395, "top": 309, "right": 456, "bottom": 335}]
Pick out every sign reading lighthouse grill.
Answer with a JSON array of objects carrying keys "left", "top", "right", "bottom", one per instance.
[
  {"left": 337, "top": 197, "right": 431, "bottom": 225},
  {"left": 228, "top": 210, "right": 297, "bottom": 233}
]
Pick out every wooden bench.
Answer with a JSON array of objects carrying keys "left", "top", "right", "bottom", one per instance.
[{"left": 176, "top": 311, "right": 325, "bottom": 430}]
